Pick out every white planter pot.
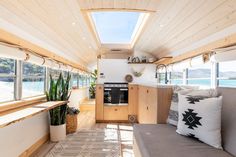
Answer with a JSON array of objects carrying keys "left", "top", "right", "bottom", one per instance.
[{"left": 50, "top": 124, "right": 66, "bottom": 142}]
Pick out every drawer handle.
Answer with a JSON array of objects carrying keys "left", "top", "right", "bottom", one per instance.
[
  {"left": 147, "top": 90, "right": 149, "bottom": 93},
  {"left": 114, "top": 109, "right": 118, "bottom": 111},
  {"left": 131, "top": 87, "right": 133, "bottom": 90},
  {"left": 99, "top": 87, "right": 102, "bottom": 89},
  {"left": 146, "top": 106, "right": 149, "bottom": 110}
]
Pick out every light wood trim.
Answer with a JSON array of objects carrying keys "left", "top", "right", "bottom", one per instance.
[
  {"left": 0, "top": 95, "right": 46, "bottom": 113},
  {"left": 0, "top": 28, "right": 88, "bottom": 72},
  {"left": 158, "top": 33, "right": 236, "bottom": 65},
  {"left": 81, "top": 8, "right": 153, "bottom": 50},
  {"left": 131, "top": 13, "right": 152, "bottom": 48},
  {"left": 157, "top": 87, "right": 173, "bottom": 124},
  {"left": 0, "top": 101, "right": 67, "bottom": 128},
  {"left": 81, "top": 8, "right": 156, "bottom": 13},
  {"left": 128, "top": 85, "right": 138, "bottom": 116},
  {"left": 154, "top": 56, "right": 173, "bottom": 64},
  {"left": 81, "top": 11, "right": 101, "bottom": 48},
  {"left": 19, "top": 134, "right": 49, "bottom": 157},
  {"left": 95, "top": 84, "right": 104, "bottom": 120}
]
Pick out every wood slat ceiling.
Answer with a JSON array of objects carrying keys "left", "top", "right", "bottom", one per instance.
[{"left": 0, "top": 0, "right": 236, "bottom": 66}]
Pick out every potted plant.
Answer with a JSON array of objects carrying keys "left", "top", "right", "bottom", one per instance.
[
  {"left": 89, "top": 69, "right": 97, "bottom": 99},
  {"left": 66, "top": 107, "right": 80, "bottom": 134},
  {"left": 46, "top": 73, "right": 71, "bottom": 142}
]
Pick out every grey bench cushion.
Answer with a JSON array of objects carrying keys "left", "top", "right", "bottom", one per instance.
[
  {"left": 134, "top": 124, "right": 233, "bottom": 157},
  {"left": 218, "top": 87, "right": 236, "bottom": 156}
]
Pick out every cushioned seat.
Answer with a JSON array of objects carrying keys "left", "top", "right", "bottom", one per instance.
[{"left": 134, "top": 124, "right": 233, "bottom": 157}]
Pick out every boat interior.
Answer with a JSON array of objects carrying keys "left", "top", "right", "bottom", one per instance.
[{"left": 1, "top": 0, "right": 236, "bottom": 157}]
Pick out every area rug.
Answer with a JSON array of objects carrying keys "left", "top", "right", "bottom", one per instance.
[{"left": 46, "top": 129, "right": 121, "bottom": 157}]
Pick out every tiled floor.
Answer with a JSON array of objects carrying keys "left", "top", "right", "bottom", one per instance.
[{"left": 32, "top": 110, "right": 134, "bottom": 157}]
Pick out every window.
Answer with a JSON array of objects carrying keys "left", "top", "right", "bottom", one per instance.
[
  {"left": 72, "top": 73, "right": 79, "bottom": 88},
  {"left": 169, "top": 70, "right": 183, "bottom": 85},
  {"left": 79, "top": 74, "right": 83, "bottom": 88},
  {"left": 187, "top": 62, "right": 211, "bottom": 86},
  {"left": 22, "top": 62, "right": 45, "bottom": 98},
  {"left": 0, "top": 58, "right": 16, "bottom": 102},
  {"left": 83, "top": 75, "right": 87, "bottom": 87},
  {"left": 157, "top": 72, "right": 170, "bottom": 84},
  {"left": 218, "top": 60, "right": 236, "bottom": 87},
  {"left": 48, "top": 68, "right": 61, "bottom": 80},
  {"left": 91, "top": 11, "right": 144, "bottom": 43}
]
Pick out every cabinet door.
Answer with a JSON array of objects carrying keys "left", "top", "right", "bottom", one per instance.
[
  {"left": 96, "top": 85, "right": 104, "bottom": 120},
  {"left": 138, "top": 86, "right": 148, "bottom": 123},
  {"left": 147, "top": 87, "right": 158, "bottom": 124},
  {"left": 103, "top": 106, "right": 128, "bottom": 120},
  {"left": 128, "top": 85, "right": 138, "bottom": 116}
]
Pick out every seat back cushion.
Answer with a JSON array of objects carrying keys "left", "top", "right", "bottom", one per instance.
[{"left": 217, "top": 87, "right": 236, "bottom": 156}]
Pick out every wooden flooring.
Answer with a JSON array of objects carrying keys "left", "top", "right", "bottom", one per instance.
[{"left": 31, "top": 110, "right": 134, "bottom": 157}]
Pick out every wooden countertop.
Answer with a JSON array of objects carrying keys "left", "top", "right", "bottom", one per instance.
[{"left": 0, "top": 101, "right": 67, "bottom": 128}]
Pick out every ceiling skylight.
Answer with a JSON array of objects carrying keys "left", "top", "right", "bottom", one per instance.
[{"left": 91, "top": 11, "right": 143, "bottom": 44}]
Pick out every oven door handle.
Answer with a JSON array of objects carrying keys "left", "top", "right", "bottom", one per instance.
[
  {"left": 120, "top": 88, "right": 128, "bottom": 91},
  {"left": 104, "top": 88, "right": 112, "bottom": 91}
]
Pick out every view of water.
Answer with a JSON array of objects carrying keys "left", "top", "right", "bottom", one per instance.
[{"left": 1, "top": 79, "right": 236, "bottom": 102}]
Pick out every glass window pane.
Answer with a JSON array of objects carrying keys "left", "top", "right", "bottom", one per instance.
[
  {"left": 22, "top": 77, "right": 45, "bottom": 98},
  {"left": 218, "top": 79, "right": 236, "bottom": 87},
  {"left": 188, "top": 63, "right": 211, "bottom": 78},
  {"left": 23, "top": 62, "right": 44, "bottom": 76},
  {"left": 0, "top": 77, "right": 14, "bottom": 102},
  {"left": 48, "top": 68, "right": 61, "bottom": 80},
  {"left": 218, "top": 60, "right": 236, "bottom": 87},
  {"left": 22, "top": 62, "right": 45, "bottom": 98},
  {"left": 158, "top": 73, "right": 165, "bottom": 84},
  {"left": 170, "top": 79, "right": 183, "bottom": 85},
  {"left": 72, "top": 73, "right": 78, "bottom": 88},
  {"left": 218, "top": 61, "right": 236, "bottom": 78},
  {"left": 187, "top": 79, "right": 211, "bottom": 86},
  {"left": 170, "top": 71, "right": 183, "bottom": 79},
  {"left": 0, "top": 58, "right": 15, "bottom": 75}
]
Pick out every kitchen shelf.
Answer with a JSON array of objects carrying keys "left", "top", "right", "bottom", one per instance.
[
  {"left": 127, "top": 62, "right": 155, "bottom": 64},
  {"left": 154, "top": 56, "right": 173, "bottom": 64}
]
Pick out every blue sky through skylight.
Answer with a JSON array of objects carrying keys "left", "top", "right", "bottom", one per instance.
[{"left": 91, "top": 12, "right": 141, "bottom": 43}]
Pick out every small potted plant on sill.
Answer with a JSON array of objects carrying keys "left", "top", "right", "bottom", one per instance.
[
  {"left": 46, "top": 73, "right": 71, "bottom": 142},
  {"left": 66, "top": 107, "right": 80, "bottom": 134}
]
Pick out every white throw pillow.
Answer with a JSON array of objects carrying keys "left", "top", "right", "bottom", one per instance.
[
  {"left": 167, "top": 86, "right": 194, "bottom": 126},
  {"left": 176, "top": 94, "right": 223, "bottom": 149}
]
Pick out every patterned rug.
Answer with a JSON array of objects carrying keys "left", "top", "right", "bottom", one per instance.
[{"left": 46, "top": 129, "right": 121, "bottom": 157}]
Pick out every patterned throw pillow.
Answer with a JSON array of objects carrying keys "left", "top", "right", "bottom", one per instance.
[
  {"left": 167, "top": 86, "right": 197, "bottom": 126},
  {"left": 167, "top": 86, "right": 218, "bottom": 126},
  {"left": 176, "top": 94, "right": 222, "bottom": 149}
]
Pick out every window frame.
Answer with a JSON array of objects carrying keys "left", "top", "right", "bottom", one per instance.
[
  {"left": 21, "top": 61, "right": 46, "bottom": 99},
  {"left": 0, "top": 58, "right": 17, "bottom": 103}
]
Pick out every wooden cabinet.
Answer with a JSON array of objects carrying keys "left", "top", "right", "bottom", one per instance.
[
  {"left": 128, "top": 84, "right": 138, "bottom": 116},
  {"left": 138, "top": 85, "right": 172, "bottom": 124},
  {"left": 104, "top": 106, "right": 128, "bottom": 121},
  {"left": 95, "top": 84, "right": 104, "bottom": 121}
]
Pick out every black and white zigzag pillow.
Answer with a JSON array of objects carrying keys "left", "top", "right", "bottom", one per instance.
[{"left": 176, "top": 94, "right": 223, "bottom": 149}]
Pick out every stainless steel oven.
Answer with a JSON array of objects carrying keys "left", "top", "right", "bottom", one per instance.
[{"left": 104, "top": 82, "right": 128, "bottom": 105}]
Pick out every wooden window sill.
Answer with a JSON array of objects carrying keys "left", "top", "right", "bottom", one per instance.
[
  {"left": 0, "top": 95, "right": 46, "bottom": 113},
  {"left": 0, "top": 101, "right": 67, "bottom": 128}
]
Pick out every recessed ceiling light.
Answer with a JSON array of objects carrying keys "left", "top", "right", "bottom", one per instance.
[
  {"left": 82, "top": 37, "right": 86, "bottom": 40},
  {"left": 89, "top": 46, "right": 92, "bottom": 49},
  {"left": 160, "top": 24, "right": 165, "bottom": 28},
  {"left": 72, "top": 22, "right": 76, "bottom": 26}
]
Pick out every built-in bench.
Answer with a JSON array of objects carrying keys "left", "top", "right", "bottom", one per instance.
[{"left": 133, "top": 87, "right": 236, "bottom": 157}]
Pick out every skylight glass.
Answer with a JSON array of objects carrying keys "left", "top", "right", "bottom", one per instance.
[{"left": 91, "top": 12, "right": 141, "bottom": 44}]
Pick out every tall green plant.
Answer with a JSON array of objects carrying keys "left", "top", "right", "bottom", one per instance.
[
  {"left": 89, "top": 69, "right": 97, "bottom": 99},
  {"left": 46, "top": 72, "right": 71, "bottom": 126}
]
